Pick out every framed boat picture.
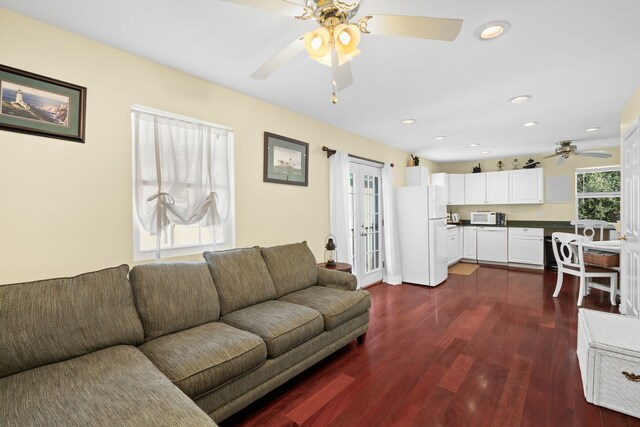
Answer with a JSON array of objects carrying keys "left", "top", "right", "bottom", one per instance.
[
  {"left": 0, "top": 64, "right": 86, "bottom": 143},
  {"left": 263, "top": 132, "right": 309, "bottom": 186}
]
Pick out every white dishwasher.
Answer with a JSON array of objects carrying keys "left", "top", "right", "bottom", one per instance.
[{"left": 476, "top": 227, "right": 508, "bottom": 263}]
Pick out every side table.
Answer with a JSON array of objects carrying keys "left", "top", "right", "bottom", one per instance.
[{"left": 317, "top": 262, "right": 352, "bottom": 274}]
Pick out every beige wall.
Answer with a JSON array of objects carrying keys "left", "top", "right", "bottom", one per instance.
[
  {"left": 0, "top": 10, "right": 410, "bottom": 284},
  {"left": 438, "top": 146, "right": 620, "bottom": 221},
  {"left": 621, "top": 85, "right": 640, "bottom": 137}
]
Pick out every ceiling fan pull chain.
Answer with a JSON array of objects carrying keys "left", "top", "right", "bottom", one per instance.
[{"left": 331, "top": 47, "right": 339, "bottom": 104}]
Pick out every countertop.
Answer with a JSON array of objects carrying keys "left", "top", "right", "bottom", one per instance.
[{"left": 457, "top": 220, "right": 614, "bottom": 229}]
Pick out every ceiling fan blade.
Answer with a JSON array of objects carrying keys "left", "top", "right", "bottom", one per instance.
[
  {"left": 556, "top": 156, "right": 567, "bottom": 165},
  {"left": 575, "top": 151, "right": 612, "bottom": 158},
  {"left": 333, "top": 58, "right": 354, "bottom": 92},
  {"left": 543, "top": 153, "right": 561, "bottom": 159},
  {"left": 219, "top": 0, "right": 304, "bottom": 17},
  {"left": 363, "top": 15, "right": 464, "bottom": 41},
  {"left": 250, "top": 36, "right": 306, "bottom": 80}
]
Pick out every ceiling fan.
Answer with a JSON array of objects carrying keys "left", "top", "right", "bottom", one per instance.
[
  {"left": 543, "top": 140, "right": 612, "bottom": 165},
  {"left": 221, "top": 0, "right": 463, "bottom": 103}
]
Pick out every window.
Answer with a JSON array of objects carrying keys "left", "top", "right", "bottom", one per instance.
[
  {"left": 131, "top": 105, "right": 235, "bottom": 260},
  {"left": 575, "top": 166, "right": 620, "bottom": 222}
]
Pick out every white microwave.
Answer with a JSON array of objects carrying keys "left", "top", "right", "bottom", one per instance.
[{"left": 470, "top": 211, "right": 497, "bottom": 225}]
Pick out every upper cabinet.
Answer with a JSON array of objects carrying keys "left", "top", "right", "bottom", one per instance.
[
  {"left": 464, "top": 172, "right": 508, "bottom": 204},
  {"left": 441, "top": 168, "right": 544, "bottom": 205},
  {"left": 509, "top": 168, "right": 544, "bottom": 204},
  {"left": 449, "top": 174, "right": 466, "bottom": 205},
  {"left": 405, "top": 166, "right": 429, "bottom": 186},
  {"left": 432, "top": 172, "right": 466, "bottom": 205},
  {"left": 465, "top": 173, "right": 486, "bottom": 204},
  {"left": 486, "top": 171, "right": 509, "bottom": 204}
]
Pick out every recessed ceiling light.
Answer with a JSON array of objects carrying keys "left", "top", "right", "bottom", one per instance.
[
  {"left": 402, "top": 119, "right": 416, "bottom": 125},
  {"left": 523, "top": 121, "right": 538, "bottom": 127},
  {"left": 434, "top": 136, "right": 446, "bottom": 140},
  {"left": 481, "top": 151, "right": 490, "bottom": 154},
  {"left": 585, "top": 127, "right": 601, "bottom": 132},
  {"left": 469, "top": 143, "right": 480, "bottom": 147},
  {"left": 509, "top": 95, "right": 531, "bottom": 104},
  {"left": 476, "top": 21, "right": 510, "bottom": 40}
]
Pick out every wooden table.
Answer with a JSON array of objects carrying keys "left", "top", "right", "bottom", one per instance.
[{"left": 317, "top": 262, "right": 352, "bottom": 273}]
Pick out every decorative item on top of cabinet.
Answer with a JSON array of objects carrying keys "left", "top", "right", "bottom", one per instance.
[
  {"left": 497, "top": 161, "right": 504, "bottom": 171},
  {"left": 523, "top": 158, "right": 541, "bottom": 169},
  {"left": 472, "top": 163, "right": 481, "bottom": 173},
  {"left": 512, "top": 158, "right": 519, "bottom": 169},
  {"left": 410, "top": 154, "right": 420, "bottom": 166}
]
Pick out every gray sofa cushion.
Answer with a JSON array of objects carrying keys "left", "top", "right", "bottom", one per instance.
[
  {"left": 221, "top": 300, "right": 323, "bottom": 357},
  {"left": 130, "top": 262, "right": 220, "bottom": 340},
  {"left": 203, "top": 247, "right": 277, "bottom": 316},
  {"left": 260, "top": 242, "right": 318, "bottom": 297},
  {"left": 279, "top": 286, "right": 371, "bottom": 330},
  {"left": 0, "top": 265, "right": 144, "bottom": 378},
  {"left": 139, "top": 322, "right": 266, "bottom": 399},
  {"left": 0, "top": 345, "right": 217, "bottom": 427}
]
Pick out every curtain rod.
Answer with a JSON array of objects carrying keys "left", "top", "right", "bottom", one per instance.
[{"left": 322, "top": 146, "right": 394, "bottom": 167}]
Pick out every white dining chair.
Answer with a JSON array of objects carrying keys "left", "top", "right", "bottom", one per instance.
[
  {"left": 570, "top": 219, "right": 610, "bottom": 241},
  {"left": 551, "top": 232, "right": 618, "bottom": 306}
]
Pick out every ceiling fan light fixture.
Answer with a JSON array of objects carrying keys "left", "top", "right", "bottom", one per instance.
[
  {"left": 304, "top": 27, "right": 332, "bottom": 62},
  {"left": 334, "top": 23, "right": 361, "bottom": 65},
  {"left": 476, "top": 21, "right": 510, "bottom": 40}
]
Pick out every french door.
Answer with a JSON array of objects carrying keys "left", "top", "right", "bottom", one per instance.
[
  {"left": 349, "top": 162, "right": 384, "bottom": 287},
  {"left": 621, "top": 120, "right": 640, "bottom": 317}
]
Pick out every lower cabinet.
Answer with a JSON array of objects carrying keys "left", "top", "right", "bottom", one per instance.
[
  {"left": 508, "top": 227, "right": 544, "bottom": 267},
  {"left": 463, "top": 226, "right": 477, "bottom": 260},
  {"left": 446, "top": 226, "right": 461, "bottom": 266},
  {"left": 477, "top": 227, "right": 508, "bottom": 263}
]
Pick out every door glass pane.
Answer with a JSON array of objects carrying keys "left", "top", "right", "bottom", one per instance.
[
  {"left": 349, "top": 172, "right": 356, "bottom": 269},
  {"left": 362, "top": 174, "right": 381, "bottom": 274}
]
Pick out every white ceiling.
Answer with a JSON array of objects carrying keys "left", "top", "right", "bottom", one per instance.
[{"left": 2, "top": 0, "right": 639, "bottom": 162}]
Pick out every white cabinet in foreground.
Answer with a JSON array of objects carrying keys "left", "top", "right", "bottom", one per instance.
[{"left": 463, "top": 226, "right": 477, "bottom": 260}]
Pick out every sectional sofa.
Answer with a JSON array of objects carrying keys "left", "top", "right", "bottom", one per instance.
[{"left": 0, "top": 242, "right": 371, "bottom": 425}]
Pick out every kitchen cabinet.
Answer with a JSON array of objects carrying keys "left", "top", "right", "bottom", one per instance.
[
  {"left": 509, "top": 168, "right": 544, "bottom": 204},
  {"left": 431, "top": 173, "right": 466, "bottom": 205},
  {"left": 486, "top": 171, "right": 509, "bottom": 204},
  {"left": 508, "top": 227, "right": 544, "bottom": 266},
  {"left": 477, "top": 227, "right": 508, "bottom": 263},
  {"left": 449, "top": 174, "right": 466, "bottom": 205},
  {"left": 463, "top": 226, "right": 477, "bottom": 260},
  {"left": 464, "top": 172, "right": 508, "bottom": 204},
  {"left": 464, "top": 173, "right": 486, "bottom": 204},
  {"left": 446, "top": 226, "right": 461, "bottom": 266},
  {"left": 406, "top": 166, "right": 429, "bottom": 186}
]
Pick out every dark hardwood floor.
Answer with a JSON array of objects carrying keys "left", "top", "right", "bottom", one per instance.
[{"left": 222, "top": 266, "right": 640, "bottom": 427}]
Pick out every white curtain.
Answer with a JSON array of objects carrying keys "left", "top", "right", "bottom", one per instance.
[
  {"left": 381, "top": 163, "right": 402, "bottom": 285},
  {"left": 329, "top": 151, "right": 352, "bottom": 264},
  {"left": 132, "top": 108, "right": 231, "bottom": 259}
]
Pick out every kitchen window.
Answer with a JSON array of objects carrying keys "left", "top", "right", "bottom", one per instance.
[
  {"left": 131, "top": 105, "right": 235, "bottom": 260},
  {"left": 575, "top": 166, "right": 621, "bottom": 222}
]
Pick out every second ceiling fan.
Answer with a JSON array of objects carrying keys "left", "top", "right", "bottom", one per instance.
[
  {"left": 222, "top": 0, "right": 463, "bottom": 103},
  {"left": 543, "top": 140, "right": 612, "bottom": 165}
]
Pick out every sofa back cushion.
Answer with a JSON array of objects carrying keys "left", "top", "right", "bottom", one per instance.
[
  {"left": 203, "top": 247, "right": 277, "bottom": 315},
  {"left": 130, "top": 262, "right": 220, "bottom": 341},
  {"left": 260, "top": 242, "right": 319, "bottom": 297},
  {"left": 0, "top": 265, "right": 144, "bottom": 378}
]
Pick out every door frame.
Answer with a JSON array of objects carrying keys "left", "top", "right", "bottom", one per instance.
[{"left": 621, "top": 119, "right": 640, "bottom": 317}]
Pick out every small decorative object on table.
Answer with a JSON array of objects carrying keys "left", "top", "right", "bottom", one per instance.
[
  {"left": 512, "top": 158, "right": 519, "bottom": 169},
  {"left": 324, "top": 234, "right": 337, "bottom": 267},
  {"left": 497, "top": 161, "right": 503, "bottom": 171},
  {"left": 472, "top": 163, "right": 481, "bottom": 173},
  {"left": 410, "top": 154, "right": 420, "bottom": 166}
]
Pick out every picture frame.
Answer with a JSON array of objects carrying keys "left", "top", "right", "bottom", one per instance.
[
  {"left": 0, "top": 64, "right": 86, "bottom": 143},
  {"left": 263, "top": 132, "right": 309, "bottom": 186}
]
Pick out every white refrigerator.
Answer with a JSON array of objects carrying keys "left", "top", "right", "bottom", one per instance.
[{"left": 395, "top": 184, "right": 448, "bottom": 286}]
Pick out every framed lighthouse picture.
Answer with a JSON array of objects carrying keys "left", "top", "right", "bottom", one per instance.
[{"left": 0, "top": 64, "right": 86, "bottom": 143}]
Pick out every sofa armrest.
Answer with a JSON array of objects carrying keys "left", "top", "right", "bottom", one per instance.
[{"left": 317, "top": 267, "right": 357, "bottom": 291}]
